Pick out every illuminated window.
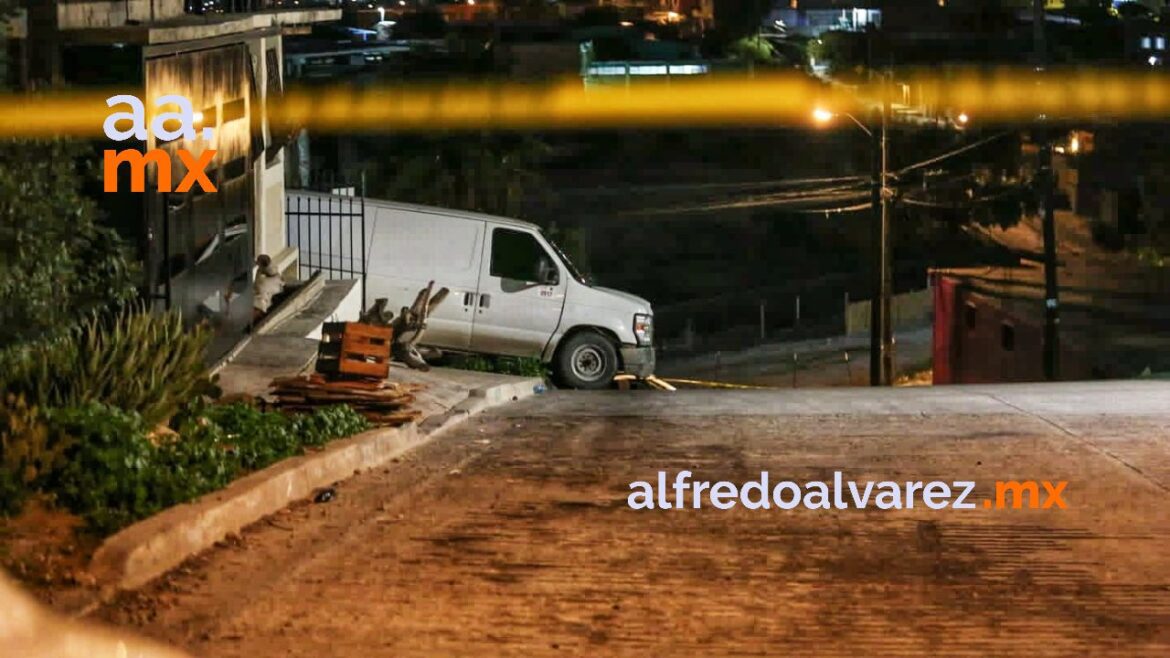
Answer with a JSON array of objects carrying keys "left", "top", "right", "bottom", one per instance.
[
  {"left": 1142, "top": 36, "right": 1152, "bottom": 50},
  {"left": 1158, "top": 37, "right": 1166, "bottom": 51}
]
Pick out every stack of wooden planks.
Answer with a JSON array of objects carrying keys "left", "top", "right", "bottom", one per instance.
[{"left": 269, "top": 374, "right": 425, "bottom": 427}]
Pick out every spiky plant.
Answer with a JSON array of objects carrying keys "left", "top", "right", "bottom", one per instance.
[{"left": 0, "top": 305, "right": 215, "bottom": 426}]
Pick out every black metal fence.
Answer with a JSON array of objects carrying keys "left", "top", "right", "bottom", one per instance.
[
  {"left": 654, "top": 273, "right": 862, "bottom": 356},
  {"left": 285, "top": 190, "right": 368, "bottom": 311}
]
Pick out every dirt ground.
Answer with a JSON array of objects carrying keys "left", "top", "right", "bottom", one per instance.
[
  {"left": 0, "top": 501, "right": 100, "bottom": 608},
  {"left": 93, "top": 386, "right": 1170, "bottom": 657}
]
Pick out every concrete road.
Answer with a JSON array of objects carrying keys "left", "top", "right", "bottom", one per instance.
[{"left": 99, "top": 381, "right": 1170, "bottom": 656}]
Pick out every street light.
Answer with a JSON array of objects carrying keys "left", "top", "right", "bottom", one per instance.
[
  {"left": 812, "top": 108, "right": 873, "bottom": 136},
  {"left": 813, "top": 98, "right": 893, "bottom": 386}
]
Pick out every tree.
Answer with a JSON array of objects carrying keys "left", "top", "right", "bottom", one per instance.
[
  {"left": 807, "top": 30, "right": 869, "bottom": 77},
  {"left": 712, "top": 0, "right": 770, "bottom": 41},
  {"left": 727, "top": 36, "right": 776, "bottom": 65},
  {"left": 0, "top": 139, "right": 140, "bottom": 348},
  {"left": 378, "top": 132, "right": 551, "bottom": 219}
]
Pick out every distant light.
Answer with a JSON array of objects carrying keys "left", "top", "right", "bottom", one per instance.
[
  {"left": 1150, "top": 55, "right": 1160, "bottom": 66},
  {"left": 193, "top": 111, "right": 204, "bottom": 125},
  {"left": 468, "top": 0, "right": 475, "bottom": 4},
  {"left": 812, "top": 108, "right": 833, "bottom": 124},
  {"left": 1070, "top": 135, "right": 1080, "bottom": 153},
  {"left": 957, "top": 112, "right": 969, "bottom": 124},
  {"left": 620, "top": 20, "right": 633, "bottom": 27}
]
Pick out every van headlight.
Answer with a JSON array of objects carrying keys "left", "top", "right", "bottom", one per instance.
[{"left": 633, "top": 313, "right": 653, "bottom": 346}]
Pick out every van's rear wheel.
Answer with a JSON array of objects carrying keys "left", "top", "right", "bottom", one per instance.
[{"left": 554, "top": 332, "right": 618, "bottom": 390}]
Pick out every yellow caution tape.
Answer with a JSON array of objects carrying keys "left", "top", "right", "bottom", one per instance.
[
  {"left": 656, "top": 377, "right": 779, "bottom": 390},
  {"left": 8, "top": 68, "right": 1170, "bottom": 137}
]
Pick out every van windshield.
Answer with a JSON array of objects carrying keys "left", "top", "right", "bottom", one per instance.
[{"left": 542, "top": 231, "right": 589, "bottom": 286}]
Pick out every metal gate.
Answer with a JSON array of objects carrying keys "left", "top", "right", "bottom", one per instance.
[{"left": 285, "top": 188, "right": 368, "bottom": 310}]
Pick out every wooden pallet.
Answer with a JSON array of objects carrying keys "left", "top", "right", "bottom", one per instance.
[
  {"left": 315, "top": 322, "right": 393, "bottom": 380},
  {"left": 270, "top": 374, "right": 425, "bottom": 427}
]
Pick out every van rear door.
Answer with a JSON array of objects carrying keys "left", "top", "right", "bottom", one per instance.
[{"left": 469, "top": 225, "right": 566, "bottom": 357}]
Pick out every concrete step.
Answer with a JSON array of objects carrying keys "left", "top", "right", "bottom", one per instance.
[{"left": 270, "top": 279, "right": 361, "bottom": 339}]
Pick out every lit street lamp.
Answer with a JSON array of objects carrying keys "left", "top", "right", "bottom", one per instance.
[{"left": 812, "top": 95, "right": 893, "bottom": 386}]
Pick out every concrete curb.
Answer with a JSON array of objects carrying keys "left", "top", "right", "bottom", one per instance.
[{"left": 87, "top": 376, "right": 544, "bottom": 596}]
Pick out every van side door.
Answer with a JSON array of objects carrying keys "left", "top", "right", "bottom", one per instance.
[
  {"left": 469, "top": 226, "right": 566, "bottom": 357},
  {"left": 366, "top": 209, "right": 483, "bottom": 350}
]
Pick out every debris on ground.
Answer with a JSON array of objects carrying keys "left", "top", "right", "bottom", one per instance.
[
  {"left": 268, "top": 374, "right": 424, "bottom": 427},
  {"left": 312, "top": 487, "right": 336, "bottom": 504},
  {"left": 359, "top": 281, "right": 450, "bottom": 372}
]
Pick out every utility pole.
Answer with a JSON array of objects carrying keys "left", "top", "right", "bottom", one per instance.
[
  {"left": 868, "top": 102, "right": 883, "bottom": 386},
  {"left": 869, "top": 77, "right": 893, "bottom": 386},
  {"left": 879, "top": 79, "right": 894, "bottom": 385},
  {"left": 1040, "top": 139, "right": 1061, "bottom": 380},
  {"left": 1034, "top": 0, "right": 1060, "bottom": 380},
  {"left": 1032, "top": 0, "right": 1047, "bottom": 67}
]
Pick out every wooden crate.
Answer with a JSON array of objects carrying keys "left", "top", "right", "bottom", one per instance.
[{"left": 315, "top": 322, "right": 394, "bottom": 379}]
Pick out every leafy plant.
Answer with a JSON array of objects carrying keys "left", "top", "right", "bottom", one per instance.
[
  {"left": 0, "top": 139, "right": 139, "bottom": 349},
  {"left": 28, "top": 400, "right": 369, "bottom": 534},
  {"left": 0, "top": 393, "right": 73, "bottom": 517},
  {"left": 0, "top": 305, "right": 215, "bottom": 426},
  {"left": 446, "top": 354, "right": 547, "bottom": 377},
  {"left": 0, "top": 394, "right": 73, "bottom": 500},
  {"left": 47, "top": 404, "right": 162, "bottom": 534}
]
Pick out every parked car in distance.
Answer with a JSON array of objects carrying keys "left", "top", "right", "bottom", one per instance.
[{"left": 288, "top": 191, "right": 655, "bottom": 389}]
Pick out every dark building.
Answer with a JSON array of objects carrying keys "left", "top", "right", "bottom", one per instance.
[{"left": 18, "top": 0, "right": 338, "bottom": 360}]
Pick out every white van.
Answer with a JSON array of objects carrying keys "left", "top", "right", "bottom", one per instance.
[{"left": 287, "top": 191, "right": 655, "bottom": 389}]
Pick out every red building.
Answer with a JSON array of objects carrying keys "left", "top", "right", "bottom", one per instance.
[
  {"left": 931, "top": 270, "right": 1091, "bottom": 384},
  {"left": 931, "top": 260, "right": 1170, "bottom": 385}
]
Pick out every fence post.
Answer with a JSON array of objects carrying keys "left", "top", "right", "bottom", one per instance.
[
  {"left": 795, "top": 295, "right": 801, "bottom": 326},
  {"left": 843, "top": 291, "right": 850, "bottom": 334},
  {"left": 759, "top": 300, "right": 766, "bottom": 342}
]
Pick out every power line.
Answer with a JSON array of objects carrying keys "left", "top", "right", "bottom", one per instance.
[
  {"left": 557, "top": 175, "right": 869, "bottom": 197},
  {"left": 896, "top": 132, "right": 1014, "bottom": 176}
]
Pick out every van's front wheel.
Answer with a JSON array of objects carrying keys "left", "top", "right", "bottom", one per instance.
[{"left": 554, "top": 332, "right": 618, "bottom": 390}]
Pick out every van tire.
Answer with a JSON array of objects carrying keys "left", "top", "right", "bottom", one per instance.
[{"left": 554, "top": 332, "right": 618, "bottom": 390}]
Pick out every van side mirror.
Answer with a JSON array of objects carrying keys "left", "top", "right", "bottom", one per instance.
[{"left": 537, "top": 256, "right": 559, "bottom": 285}]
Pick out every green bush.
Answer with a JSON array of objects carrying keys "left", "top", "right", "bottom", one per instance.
[
  {"left": 0, "top": 394, "right": 74, "bottom": 517},
  {"left": 48, "top": 404, "right": 162, "bottom": 534},
  {"left": 0, "top": 305, "right": 215, "bottom": 427},
  {"left": 46, "top": 402, "right": 370, "bottom": 534},
  {"left": 446, "top": 354, "right": 547, "bottom": 377},
  {"left": 0, "top": 139, "right": 140, "bottom": 348}
]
